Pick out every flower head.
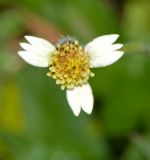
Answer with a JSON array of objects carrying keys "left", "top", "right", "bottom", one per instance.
[{"left": 18, "top": 34, "right": 124, "bottom": 116}]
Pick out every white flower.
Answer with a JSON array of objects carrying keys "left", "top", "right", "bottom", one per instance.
[{"left": 18, "top": 34, "right": 124, "bottom": 116}]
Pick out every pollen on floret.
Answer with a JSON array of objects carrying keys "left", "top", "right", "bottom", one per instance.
[{"left": 47, "top": 37, "right": 94, "bottom": 90}]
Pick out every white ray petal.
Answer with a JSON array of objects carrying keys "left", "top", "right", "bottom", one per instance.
[
  {"left": 20, "top": 42, "right": 50, "bottom": 53},
  {"left": 111, "top": 44, "right": 123, "bottom": 51},
  {"left": 20, "top": 43, "right": 33, "bottom": 51},
  {"left": 85, "top": 34, "right": 120, "bottom": 56},
  {"left": 66, "top": 88, "right": 81, "bottom": 116},
  {"left": 19, "top": 36, "right": 56, "bottom": 67},
  {"left": 18, "top": 51, "right": 49, "bottom": 67},
  {"left": 85, "top": 43, "right": 123, "bottom": 58},
  {"left": 93, "top": 34, "right": 119, "bottom": 44},
  {"left": 90, "top": 51, "right": 124, "bottom": 68},
  {"left": 24, "top": 36, "right": 55, "bottom": 50},
  {"left": 77, "top": 83, "right": 94, "bottom": 114},
  {"left": 85, "top": 34, "right": 119, "bottom": 53},
  {"left": 84, "top": 34, "right": 124, "bottom": 67},
  {"left": 19, "top": 42, "right": 54, "bottom": 57}
]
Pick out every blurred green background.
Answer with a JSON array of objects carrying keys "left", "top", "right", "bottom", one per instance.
[{"left": 0, "top": 0, "right": 150, "bottom": 159}]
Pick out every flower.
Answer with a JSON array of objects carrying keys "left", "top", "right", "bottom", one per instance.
[{"left": 18, "top": 34, "right": 124, "bottom": 116}]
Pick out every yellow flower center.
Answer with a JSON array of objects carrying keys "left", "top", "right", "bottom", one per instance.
[{"left": 47, "top": 39, "right": 94, "bottom": 90}]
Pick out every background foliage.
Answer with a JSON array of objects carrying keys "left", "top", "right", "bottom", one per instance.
[{"left": 0, "top": 0, "right": 150, "bottom": 159}]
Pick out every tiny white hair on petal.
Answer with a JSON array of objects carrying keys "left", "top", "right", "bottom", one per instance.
[
  {"left": 84, "top": 34, "right": 124, "bottom": 68},
  {"left": 66, "top": 88, "right": 81, "bottom": 116},
  {"left": 18, "top": 36, "right": 56, "bottom": 67},
  {"left": 78, "top": 83, "right": 94, "bottom": 114}
]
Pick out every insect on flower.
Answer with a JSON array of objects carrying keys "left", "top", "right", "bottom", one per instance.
[{"left": 18, "top": 34, "right": 124, "bottom": 116}]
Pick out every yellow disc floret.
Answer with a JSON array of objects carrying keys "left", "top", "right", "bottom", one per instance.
[{"left": 47, "top": 39, "right": 94, "bottom": 90}]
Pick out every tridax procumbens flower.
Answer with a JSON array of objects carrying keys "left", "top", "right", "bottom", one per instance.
[{"left": 18, "top": 34, "right": 124, "bottom": 116}]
